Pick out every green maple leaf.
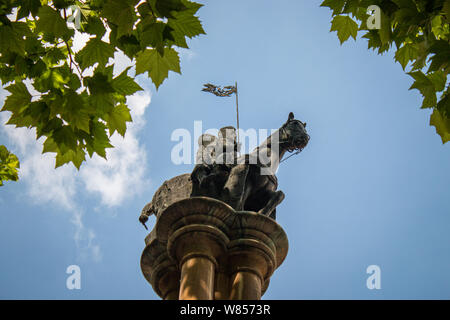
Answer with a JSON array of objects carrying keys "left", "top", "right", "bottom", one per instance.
[
  {"left": 138, "top": 19, "right": 166, "bottom": 54},
  {"left": 444, "top": 1, "right": 450, "bottom": 20},
  {"left": 83, "top": 16, "right": 107, "bottom": 38},
  {"left": 408, "top": 71, "right": 441, "bottom": 109},
  {"left": 88, "top": 93, "right": 115, "bottom": 114},
  {"left": 17, "top": 0, "right": 42, "bottom": 19},
  {"left": 437, "top": 93, "right": 450, "bottom": 117},
  {"left": 395, "top": 43, "right": 418, "bottom": 70},
  {"left": 182, "top": 0, "right": 203, "bottom": 14},
  {"left": 168, "top": 8, "right": 205, "bottom": 40},
  {"left": 330, "top": 15, "right": 359, "bottom": 44},
  {"left": 427, "top": 71, "right": 447, "bottom": 92},
  {"left": 42, "top": 136, "right": 59, "bottom": 154},
  {"left": 35, "top": 5, "right": 72, "bottom": 40},
  {"left": 88, "top": 121, "right": 114, "bottom": 159},
  {"left": 0, "top": 0, "right": 206, "bottom": 173},
  {"left": 0, "top": 25, "right": 26, "bottom": 56},
  {"left": 45, "top": 47, "right": 67, "bottom": 65},
  {"left": 102, "top": 0, "right": 137, "bottom": 38},
  {"left": 428, "top": 40, "right": 450, "bottom": 72},
  {"left": 84, "top": 70, "right": 117, "bottom": 114},
  {"left": 166, "top": 26, "right": 189, "bottom": 48},
  {"left": 62, "top": 91, "right": 91, "bottom": 134},
  {"left": 33, "top": 67, "right": 69, "bottom": 92},
  {"left": 111, "top": 67, "right": 143, "bottom": 96},
  {"left": 51, "top": 126, "right": 79, "bottom": 155},
  {"left": 150, "top": 0, "right": 187, "bottom": 18},
  {"left": 362, "top": 31, "right": 382, "bottom": 51},
  {"left": 21, "top": 101, "right": 49, "bottom": 128},
  {"left": 1, "top": 82, "right": 32, "bottom": 113},
  {"left": 378, "top": 10, "right": 391, "bottom": 45},
  {"left": 85, "top": 71, "right": 115, "bottom": 95},
  {"left": 55, "top": 147, "right": 86, "bottom": 169},
  {"left": 104, "top": 103, "right": 132, "bottom": 137},
  {"left": 430, "top": 109, "right": 450, "bottom": 144},
  {"left": 113, "top": 33, "right": 142, "bottom": 59},
  {"left": 136, "top": 48, "right": 181, "bottom": 89},
  {"left": 75, "top": 38, "right": 115, "bottom": 70},
  {"left": 5, "top": 113, "right": 33, "bottom": 128},
  {"left": 36, "top": 117, "right": 63, "bottom": 139},
  {"left": 0, "top": 145, "right": 20, "bottom": 186},
  {"left": 165, "top": 1, "right": 204, "bottom": 48},
  {"left": 320, "top": 0, "right": 346, "bottom": 15},
  {"left": 411, "top": 41, "right": 428, "bottom": 71}
]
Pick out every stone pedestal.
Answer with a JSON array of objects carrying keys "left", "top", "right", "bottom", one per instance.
[
  {"left": 140, "top": 197, "right": 288, "bottom": 300},
  {"left": 140, "top": 233, "right": 180, "bottom": 300}
]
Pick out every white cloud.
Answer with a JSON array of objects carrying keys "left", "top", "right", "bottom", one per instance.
[
  {"left": 0, "top": 111, "right": 99, "bottom": 261},
  {"left": 0, "top": 51, "right": 152, "bottom": 262},
  {"left": 72, "top": 31, "right": 91, "bottom": 53},
  {"left": 80, "top": 91, "right": 151, "bottom": 206},
  {"left": 0, "top": 112, "right": 102, "bottom": 262},
  {"left": 178, "top": 48, "right": 197, "bottom": 61},
  {"left": 0, "top": 112, "right": 78, "bottom": 209},
  {"left": 71, "top": 210, "right": 102, "bottom": 262}
]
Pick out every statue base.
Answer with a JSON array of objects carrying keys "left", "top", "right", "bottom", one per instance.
[{"left": 140, "top": 197, "right": 288, "bottom": 300}]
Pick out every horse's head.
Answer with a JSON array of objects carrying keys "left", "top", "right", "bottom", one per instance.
[{"left": 280, "top": 112, "right": 310, "bottom": 152}]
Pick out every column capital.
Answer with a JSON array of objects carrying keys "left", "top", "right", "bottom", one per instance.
[
  {"left": 140, "top": 231, "right": 179, "bottom": 299},
  {"left": 140, "top": 198, "right": 289, "bottom": 300},
  {"left": 156, "top": 197, "right": 235, "bottom": 300}
]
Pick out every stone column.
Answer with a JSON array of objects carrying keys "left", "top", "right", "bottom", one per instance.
[
  {"left": 228, "top": 239, "right": 273, "bottom": 300},
  {"left": 170, "top": 225, "right": 225, "bottom": 299},
  {"left": 156, "top": 197, "right": 234, "bottom": 300},
  {"left": 226, "top": 211, "right": 288, "bottom": 300},
  {"left": 214, "top": 258, "right": 230, "bottom": 300}
]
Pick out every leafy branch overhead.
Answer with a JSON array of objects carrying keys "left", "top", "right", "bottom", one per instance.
[
  {"left": 0, "top": 145, "right": 19, "bottom": 186},
  {"left": 321, "top": 0, "right": 450, "bottom": 143},
  {"left": 0, "top": 0, "right": 205, "bottom": 178}
]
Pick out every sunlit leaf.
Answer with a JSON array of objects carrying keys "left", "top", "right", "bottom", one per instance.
[{"left": 136, "top": 48, "right": 181, "bottom": 89}]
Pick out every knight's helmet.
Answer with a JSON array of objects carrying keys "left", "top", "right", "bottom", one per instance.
[
  {"left": 215, "top": 126, "right": 240, "bottom": 165},
  {"left": 196, "top": 133, "right": 216, "bottom": 165}
]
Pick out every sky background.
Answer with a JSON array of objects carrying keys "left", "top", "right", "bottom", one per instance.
[{"left": 1, "top": 0, "right": 450, "bottom": 299}]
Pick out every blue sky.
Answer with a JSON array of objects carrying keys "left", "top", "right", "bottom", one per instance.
[{"left": 1, "top": 0, "right": 450, "bottom": 299}]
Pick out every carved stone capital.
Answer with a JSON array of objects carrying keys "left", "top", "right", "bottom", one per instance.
[
  {"left": 140, "top": 197, "right": 288, "bottom": 300},
  {"left": 140, "top": 231, "right": 179, "bottom": 300}
]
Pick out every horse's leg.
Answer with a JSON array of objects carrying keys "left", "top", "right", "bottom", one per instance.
[
  {"left": 258, "top": 190, "right": 285, "bottom": 217},
  {"left": 223, "top": 164, "right": 250, "bottom": 210}
]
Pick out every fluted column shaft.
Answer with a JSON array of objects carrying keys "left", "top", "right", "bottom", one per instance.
[
  {"left": 227, "top": 239, "right": 274, "bottom": 300},
  {"left": 163, "top": 205, "right": 231, "bottom": 300},
  {"left": 214, "top": 263, "right": 230, "bottom": 300},
  {"left": 168, "top": 226, "right": 227, "bottom": 300}
]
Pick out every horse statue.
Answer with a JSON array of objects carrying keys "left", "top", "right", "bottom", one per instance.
[{"left": 139, "top": 112, "right": 309, "bottom": 229}]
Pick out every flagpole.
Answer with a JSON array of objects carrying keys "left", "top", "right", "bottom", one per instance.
[{"left": 235, "top": 81, "right": 240, "bottom": 146}]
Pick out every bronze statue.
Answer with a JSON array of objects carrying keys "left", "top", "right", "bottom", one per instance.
[{"left": 139, "top": 112, "right": 309, "bottom": 229}]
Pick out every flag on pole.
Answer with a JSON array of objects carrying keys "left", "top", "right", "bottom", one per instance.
[
  {"left": 202, "top": 83, "right": 236, "bottom": 97},
  {"left": 202, "top": 82, "right": 240, "bottom": 144}
]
